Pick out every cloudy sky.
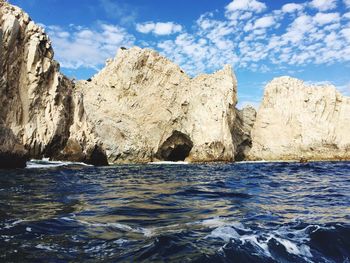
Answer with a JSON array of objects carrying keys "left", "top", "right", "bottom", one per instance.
[{"left": 9, "top": 0, "right": 350, "bottom": 108}]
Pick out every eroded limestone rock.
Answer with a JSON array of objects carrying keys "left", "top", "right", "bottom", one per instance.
[
  {"left": 249, "top": 77, "right": 350, "bottom": 161},
  {"left": 0, "top": 1, "right": 107, "bottom": 165},
  {"left": 77, "top": 47, "right": 238, "bottom": 163}
]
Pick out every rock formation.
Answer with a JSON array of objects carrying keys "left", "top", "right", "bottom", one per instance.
[
  {"left": 1, "top": 1, "right": 239, "bottom": 166},
  {"left": 249, "top": 77, "right": 350, "bottom": 161},
  {"left": 0, "top": 0, "right": 108, "bottom": 166},
  {"left": 6, "top": 0, "right": 350, "bottom": 166},
  {"left": 55, "top": 93, "right": 108, "bottom": 165},
  {"left": 0, "top": 125, "right": 28, "bottom": 168},
  {"left": 77, "top": 47, "right": 238, "bottom": 163},
  {"left": 233, "top": 106, "right": 256, "bottom": 161}
]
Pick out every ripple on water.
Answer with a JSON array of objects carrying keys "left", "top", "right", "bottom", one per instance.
[{"left": 0, "top": 161, "right": 349, "bottom": 262}]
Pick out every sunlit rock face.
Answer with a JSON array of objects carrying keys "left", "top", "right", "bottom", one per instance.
[
  {"left": 249, "top": 77, "right": 350, "bottom": 161},
  {"left": 77, "top": 47, "right": 238, "bottom": 163},
  {"left": 0, "top": 1, "right": 240, "bottom": 165},
  {"left": 0, "top": 1, "right": 108, "bottom": 165}
]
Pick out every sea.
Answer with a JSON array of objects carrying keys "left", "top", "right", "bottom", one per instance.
[{"left": 0, "top": 160, "right": 349, "bottom": 262}]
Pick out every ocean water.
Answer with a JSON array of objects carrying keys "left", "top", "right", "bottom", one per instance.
[{"left": 0, "top": 160, "right": 349, "bottom": 262}]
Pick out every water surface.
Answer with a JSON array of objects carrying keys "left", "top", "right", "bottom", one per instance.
[{"left": 0, "top": 161, "right": 349, "bottom": 262}]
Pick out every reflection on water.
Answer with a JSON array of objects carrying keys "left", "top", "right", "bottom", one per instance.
[{"left": 0, "top": 161, "right": 350, "bottom": 262}]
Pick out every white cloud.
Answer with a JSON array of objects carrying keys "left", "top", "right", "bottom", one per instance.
[
  {"left": 310, "top": 0, "right": 337, "bottom": 11},
  {"left": 47, "top": 23, "right": 135, "bottom": 70},
  {"left": 281, "top": 15, "right": 314, "bottom": 44},
  {"left": 344, "top": 0, "right": 350, "bottom": 8},
  {"left": 43, "top": 0, "right": 350, "bottom": 80},
  {"left": 136, "top": 23, "right": 154, "bottom": 34},
  {"left": 151, "top": 0, "right": 350, "bottom": 76},
  {"left": 341, "top": 28, "right": 350, "bottom": 41},
  {"left": 253, "top": 16, "right": 275, "bottom": 29},
  {"left": 281, "top": 3, "right": 304, "bottom": 13},
  {"left": 136, "top": 22, "right": 182, "bottom": 35},
  {"left": 225, "top": 0, "right": 266, "bottom": 23},
  {"left": 226, "top": 0, "right": 266, "bottom": 13},
  {"left": 157, "top": 32, "right": 239, "bottom": 75},
  {"left": 314, "top": 12, "right": 340, "bottom": 25}
]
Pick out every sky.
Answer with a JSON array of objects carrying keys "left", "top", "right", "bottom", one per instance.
[{"left": 8, "top": 0, "right": 350, "bottom": 108}]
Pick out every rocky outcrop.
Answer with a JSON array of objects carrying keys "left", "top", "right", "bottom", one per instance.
[
  {"left": 57, "top": 93, "right": 108, "bottom": 165},
  {"left": 0, "top": 125, "right": 28, "bottom": 168},
  {"left": 233, "top": 106, "right": 256, "bottom": 161},
  {"left": 249, "top": 77, "right": 350, "bottom": 161},
  {"left": 1, "top": 0, "right": 70, "bottom": 157},
  {"left": 0, "top": 1, "right": 108, "bottom": 165},
  {"left": 77, "top": 47, "right": 238, "bottom": 163},
  {"left": 1, "top": 0, "right": 238, "bottom": 165},
  {"left": 15, "top": 0, "right": 350, "bottom": 165}
]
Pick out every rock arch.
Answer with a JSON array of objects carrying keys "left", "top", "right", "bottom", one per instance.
[{"left": 157, "top": 131, "right": 193, "bottom": 161}]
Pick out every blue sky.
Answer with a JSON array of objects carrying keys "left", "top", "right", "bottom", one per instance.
[{"left": 8, "top": 0, "right": 350, "bottom": 108}]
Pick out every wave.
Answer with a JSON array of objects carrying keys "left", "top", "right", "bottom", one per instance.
[
  {"left": 202, "top": 220, "right": 350, "bottom": 263},
  {"left": 26, "top": 159, "right": 93, "bottom": 169},
  {"left": 59, "top": 216, "right": 247, "bottom": 239},
  {"left": 149, "top": 161, "right": 189, "bottom": 165},
  {"left": 3, "top": 214, "right": 349, "bottom": 262},
  {"left": 74, "top": 215, "right": 348, "bottom": 262},
  {"left": 60, "top": 216, "right": 154, "bottom": 237}
]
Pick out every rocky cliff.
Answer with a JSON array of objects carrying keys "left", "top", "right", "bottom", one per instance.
[
  {"left": 1, "top": 1, "right": 240, "bottom": 166},
  {"left": 249, "top": 77, "right": 350, "bottom": 161},
  {"left": 0, "top": 0, "right": 107, "bottom": 166},
  {"left": 77, "top": 47, "right": 238, "bottom": 163},
  {"left": 6, "top": 0, "right": 350, "bottom": 166}
]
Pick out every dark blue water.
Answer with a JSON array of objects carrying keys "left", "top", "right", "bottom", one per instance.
[{"left": 0, "top": 161, "right": 350, "bottom": 262}]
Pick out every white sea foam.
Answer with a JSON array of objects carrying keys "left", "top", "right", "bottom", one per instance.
[
  {"left": 194, "top": 217, "right": 248, "bottom": 231},
  {"left": 3, "top": 219, "right": 25, "bottom": 229},
  {"left": 113, "top": 238, "right": 129, "bottom": 245},
  {"left": 236, "top": 160, "right": 269, "bottom": 164},
  {"left": 60, "top": 215, "right": 315, "bottom": 261},
  {"left": 274, "top": 237, "right": 312, "bottom": 257},
  {"left": 69, "top": 218, "right": 133, "bottom": 231},
  {"left": 241, "top": 234, "right": 272, "bottom": 257},
  {"left": 35, "top": 244, "right": 56, "bottom": 251},
  {"left": 197, "top": 217, "right": 228, "bottom": 228},
  {"left": 1, "top": 235, "right": 14, "bottom": 242},
  {"left": 204, "top": 219, "right": 318, "bottom": 261},
  {"left": 60, "top": 217, "right": 75, "bottom": 222},
  {"left": 60, "top": 216, "right": 152, "bottom": 236},
  {"left": 149, "top": 161, "right": 189, "bottom": 165},
  {"left": 26, "top": 159, "right": 92, "bottom": 169},
  {"left": 236, "top": 160, "right": 301, "bottom": 164},
  {"left": 206, "top": 226, "right": 240, "bottom": 242}
]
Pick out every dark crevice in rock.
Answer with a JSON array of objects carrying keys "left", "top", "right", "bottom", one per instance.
[
  {"left": 0, "top": 125, "right": 28, "bottom": 169},
  {"left": 85, "top": 145, "right": 108, "bottom": 166},
  {"left": 235, "top": 139, "right": 252, "bottom": 162},
  {"left": 0, "top": 152, "right": 27, "bottom": 169},
  {"left": 157, "top": 131, "right": 193, "bottom": 161},
  {"left": 43, "top": 77, "right": 74, "bottom": 160},
  {"left": 233, "top": 107, "right": 257, "bottom": 161}
]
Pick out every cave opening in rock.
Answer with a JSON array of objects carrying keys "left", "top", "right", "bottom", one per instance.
[
  {"left": 166, "top": 144, "right": 192, "bottom": 161},
  {"left": 157, "top": 131, "right": 193, "bottom": 162}
]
